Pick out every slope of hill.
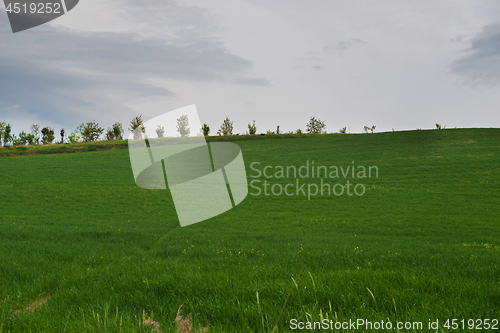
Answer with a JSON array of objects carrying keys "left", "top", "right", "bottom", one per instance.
[{"left": 1, "top": 128, "right": 499, "bottom": 332}]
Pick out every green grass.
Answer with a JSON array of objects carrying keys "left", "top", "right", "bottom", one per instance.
[{"left": 0, "top": 128, "right": 499, "bottom": 332}]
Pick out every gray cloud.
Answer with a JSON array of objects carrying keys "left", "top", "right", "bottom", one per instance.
[
  {"left": 450, "top": 34, "right": 467, "bottom": 43},
  {"left": 450, "top": 23, "right": 500, "bottom": 87},
  {"left": 0, "top": 0, "right": 269, "bottom": 128},
  {"left": 325, "top": 38, "right": 367, "bottom": 52}
]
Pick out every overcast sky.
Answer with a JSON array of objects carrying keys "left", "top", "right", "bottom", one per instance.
[{"left": 1, "top": 0, "right": 500, "bottom": 136}]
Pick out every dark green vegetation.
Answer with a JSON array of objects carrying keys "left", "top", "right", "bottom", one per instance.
[{"left": 0, "top": 128, "right": 499, "bottom": 332}]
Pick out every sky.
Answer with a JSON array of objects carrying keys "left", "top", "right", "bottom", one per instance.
[{"left": 1, "top": 0, "right": 500, "bottom": 137}]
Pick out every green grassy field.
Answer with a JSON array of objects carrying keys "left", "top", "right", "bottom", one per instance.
[{"left": 0, "top": 128, "right": 499, "bottom": 332}]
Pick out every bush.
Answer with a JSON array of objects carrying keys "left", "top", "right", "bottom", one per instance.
[
  {"left": 201, "top": 124, "right": 210, "bottom": 136},
  {"left": 248, "top": 120, "right": 257, "bottom": 135},
  {"left": 339, "top": 127, "right": 347, "bottom": 134},
  {"left": 306, "top": 117, "right": 326, "bottom": 134},
  {"left": 176, "top": 115, "right": 190, "bottom": 137},
  {"left": 296, "top": 129, "right": 302, "bottom": 134},
  {"left": 436, "top": 123, "right": 445, "bottom": 130},
  {"left": 41, "top": 127, "right": 55, "bottom": 144},
  {"left": 217, "top": 117, "right": 233, "bottom": 136},
  {"left": 77, "top": 121, "right": 104, "bottom": 142},
  {"left": 129, "top": 115, "right": 145, "bottom": 140}
]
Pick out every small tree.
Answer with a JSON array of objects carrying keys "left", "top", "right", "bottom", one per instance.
[
  {"left": 217, "top": 117, "right": 234, "bottom": 136},
  {"left": 202, "top": 124, "right": 210, "bottom": 136},
  {"left": 112, "top": 122, "right": 124, "bottom": 140},
  {"left": 11, "top": 134, "right": 20, "bottom": 146},
  {"left": 105, "top": 127, "right": 115, "bottom": 141},
  {"left": 296, "top": 129, "right": 302, "bottom": 134},
  {"left": 363, "top": 126, "right": 370, "bottom": 133},
  {"left": 129, "top": 115, "right": 145, "bottom": 140},
  {"left": 306, "top": 117, "right": 326, "bottom": 134},
  {"left": 370, "top": 125, "right": 376, "bottom": 133},
  {"left": 26, "top": 133, "right": 34, "bottom": 145},
  {"left": 435, "top": 123, "right": 445, "bottom": 130},
  {"left": 176, "top": 115, "right": 190, "bottom": 137},
  {"left": 156, "top": 125, "right": 165, "bottom": 138},
  {"left": 68, "top": 131, "right": 80, "bottom": 143},
  {"left": 60, "top": 129, "right": 65, "bottom": 144},
  {"left": 248, "top": 120, "right": 257, "bottom": 135},
  {"left": 18, "top": 131, "right": 28, "bottom": 145},
  {"left": 41, "top": 127, "right": 55, "bottom": 144},
  {"left": 77, "top": 121, "right": 104, "bottom": 142},
  {"left": 339, "top": 127, "right": 347, "bottom": 134},
  {"left": 0, "top": 121, "right": 6, "bottom": 146},
  {"left": 30, "top": 124, "right": 40, "bottom": 145},
  {"left": 3, "top": 124, "right": 11, "bottom": 146}
]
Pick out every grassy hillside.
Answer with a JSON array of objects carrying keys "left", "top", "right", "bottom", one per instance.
[{"left": 0, "top": 128, "right": 499, "bottom": 332}]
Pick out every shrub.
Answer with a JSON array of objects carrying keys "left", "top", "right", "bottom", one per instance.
[
  {"left": 248, "top": 120, "right": 257, "bottom": 135},
  {"left": 41, "top": 127, "right": 55, "bottom": 144},
  {"left": 306, "top": 117, "right": 326, "bottom": 134},
  {"left": 202, "top": 123, "right": 210, "bottom": 136},
  {"left": 296, "top": 129, "right": 302, "bottom": 134},
  {"left": 129, "top": 115, "right": 145, "bottom": 140},
  {"left": 176, "top": 115, "right": 190, "bottom": 137},
  {"left": 339, "top": 127, "right": 347, "bottom": 134},
  {"left": 217, "top": 117, "right": 233, "bottom": 136},
  {"left": 371, "top": 125, "right": 376, "bottom": 133},
  {"left": 77, "top": 121, "right": 103, "bottom": 142},
  {"left": 363, "top": 126, "right": 370, "bottom": 133},
  {"left": 436, "top": 123, "right": 445, "bottom": 130}
]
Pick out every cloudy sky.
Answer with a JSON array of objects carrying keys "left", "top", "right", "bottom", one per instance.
[{"left": 1, "top": 0, "right": 500, "bottom": 136}]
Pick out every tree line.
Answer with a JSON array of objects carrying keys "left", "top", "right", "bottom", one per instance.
[{"left": 0, "top": 115, "right": 375, "bottom": 146}]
